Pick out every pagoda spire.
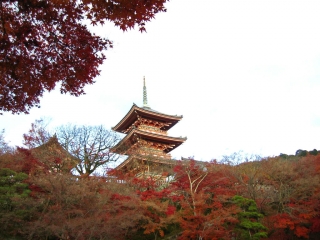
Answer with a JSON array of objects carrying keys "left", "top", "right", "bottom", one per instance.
[{"left": 143, "top": 76, "right": 150, "bottom": 108}]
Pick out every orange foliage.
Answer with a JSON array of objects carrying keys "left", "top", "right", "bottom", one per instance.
[{"left": 171, "top": 160, "right": 239, "bottom": 240}]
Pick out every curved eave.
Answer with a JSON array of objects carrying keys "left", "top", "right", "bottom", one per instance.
[
  {"left": 111, "top": 129, "right": 187, "bottom": 154},
  {"left": 114, "top": 156, "right": 134, "bottom": 171},
  {"left": 112, "top": 104, "right": 183, "bottom": 133}
]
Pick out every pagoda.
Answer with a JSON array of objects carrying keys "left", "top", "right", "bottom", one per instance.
[{"left": 111, "top": 77, "right": 186, "bottom": 180}]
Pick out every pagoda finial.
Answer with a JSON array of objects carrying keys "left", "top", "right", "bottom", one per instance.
[{"left": 143, "top": 76, "right": 150, "bottom": 108}]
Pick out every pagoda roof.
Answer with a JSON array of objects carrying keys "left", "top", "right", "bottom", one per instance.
[
  {"left": 111, "top": 128, "right": 187, "bottom": 154},
  {"left": 112, "top": 104, "right": 183, "bottom": 133},
  {"left": 31, "top": 136, "right": 78, "bottom": 172}
]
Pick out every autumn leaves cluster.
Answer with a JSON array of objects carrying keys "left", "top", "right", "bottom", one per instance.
[
  {"left": 1, "top": 135, "right": 320, "bottom": 240},
  {"left": 0, "top": 0, "right": 168, "bottom": 114}
]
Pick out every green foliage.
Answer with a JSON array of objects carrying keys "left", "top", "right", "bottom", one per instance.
[
  {"left": 0, "top": 168, "right": 30, "bottom": 210},
  {"left": 0, "top": 168, "right": 31, "bottom": 239},
  {"left": 233, "top": 195, "right": 268, "bottom": 240},
  {"left": 309, "top": 149, "right": 319, "bottom": 156},
  {"left": 296, "top": 149, "right": 308, "bottom": 157},
  {"left": 281, "top": 149, "right": 319, "bottom": 159},
  {"left": 294, "top": 148, "right": 320, "bottom": 157}
]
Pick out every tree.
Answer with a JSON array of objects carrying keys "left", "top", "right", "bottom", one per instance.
[
  {"left": 171, "top": 160, "right": 239, "bottom": 240},
  {"left": 0, "top": 0, "right": 169, "bottom": 114},
  {"left": 231, "top": 160, "right": 275, "bottom": 215},
  {"left": 0, "top": 168, "right": 31, "bottom": 239},
  {"left": 295, "top": 149, "right": 308, "bottom": 157},
  {"left": 4, "top": 173, "right": 145, "bottom": 240},
  {"left": 130, "top": 177, "right": 177, "bottom": 239},
  {"left": 308, "top": 149, "right": 319, "bottom": 156},
  {"left": 23, "top": 118, "right": 52, "bottom": 149},
  {"left": 233, "top": 195, "right": 268, "bottom": 240},
  {"left": 0, "top": 129, "right": 13, "bottom": 155},
  {"left": 56, "top": 124, "right": 120, "bottom": 176},
  {"left": 220, "top": 151, "right": 262, "bottom": 165},
  {"left": 258, "top": 156, "right": 320, "bottom": 239}
]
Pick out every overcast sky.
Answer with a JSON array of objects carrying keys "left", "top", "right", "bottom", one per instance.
[{"left": 2, "top": 0, "right": 320, "bottom": 162}]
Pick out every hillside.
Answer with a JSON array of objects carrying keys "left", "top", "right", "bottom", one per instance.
[{"left": 0, "top": 142, "right": 319, "bottom": 239}]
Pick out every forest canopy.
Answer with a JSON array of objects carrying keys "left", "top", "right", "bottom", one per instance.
[{"left": 0, "top": 124, "right": 319, "bottom": 239}]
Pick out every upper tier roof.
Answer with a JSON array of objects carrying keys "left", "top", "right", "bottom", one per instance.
[
  {"left": 111, "top": 128, "right": 187, "bottom": 154},
  {"left": 112, "top": 104, "right": 183, "bottom": 133}
]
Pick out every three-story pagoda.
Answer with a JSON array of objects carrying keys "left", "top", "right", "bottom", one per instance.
[{"left": 111, "top": 77, "right": 186, "bottom": 179}]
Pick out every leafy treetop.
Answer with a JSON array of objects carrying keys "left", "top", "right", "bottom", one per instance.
[{"left": 0, "top": 0, "right": 168, "bottom": 114}]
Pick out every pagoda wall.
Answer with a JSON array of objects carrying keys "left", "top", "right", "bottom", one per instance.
[{"left": 123, "top": 139, "right": 172, "bottom": 159}]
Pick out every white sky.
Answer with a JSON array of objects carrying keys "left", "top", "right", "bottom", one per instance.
[{"left": 2, "top": 0, "right": 320, "bottom": 162}]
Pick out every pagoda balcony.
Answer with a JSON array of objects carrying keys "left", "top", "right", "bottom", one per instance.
[
  {"left": 138, "top": 150, "right": 172, "bottom": 159},
  {"left": 137, "top": 125, "right": 168, "bottom": 135}
]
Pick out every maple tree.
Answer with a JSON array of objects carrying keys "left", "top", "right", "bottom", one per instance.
[
  {"left": 23, "top": 118, "right": 52, "bottom": 149},
  {"left": 24, "top": 174, "right": 143, "bottom": 239},
  {"left": 171, "top": 160, "right": 239, "bottom": 240},
  {"left": 0, "top": 0, "right": 169, "bottom": 114},
  {"left": 242, "top": 155, "right": 320, "bottom": 240},
  {"left": 131, "top": 177, "right": 177, "bottom": 239}
]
